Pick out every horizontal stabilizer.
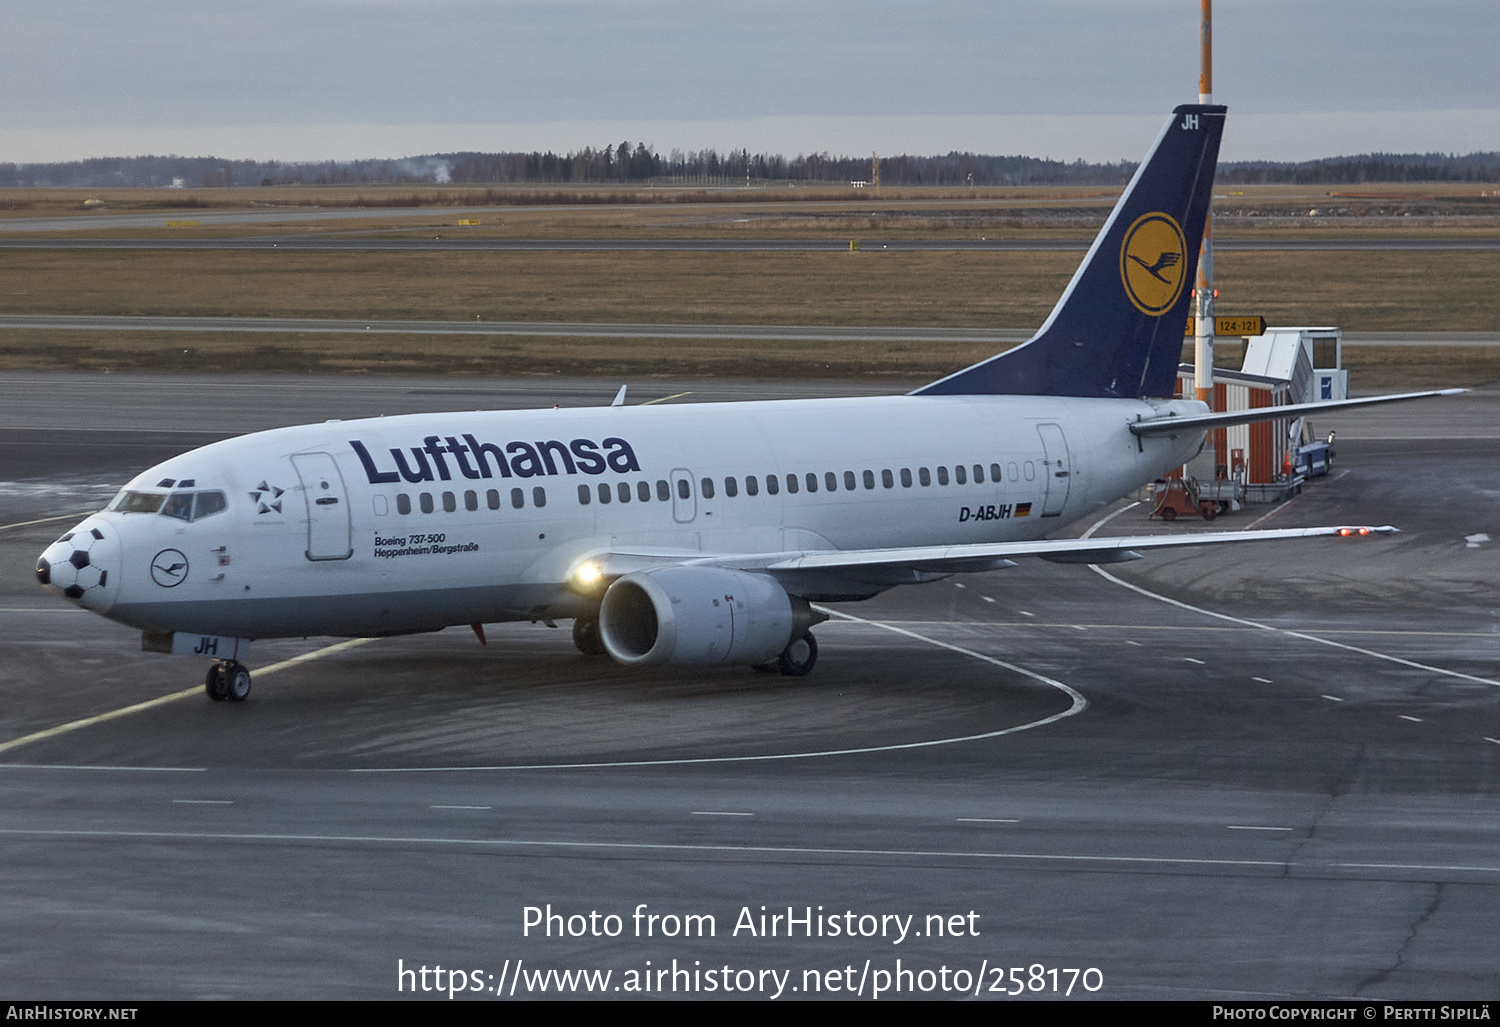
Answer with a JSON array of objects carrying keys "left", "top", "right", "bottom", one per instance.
[{"left": 1130, "top": 389, "right": 1465, "bottom": 437}]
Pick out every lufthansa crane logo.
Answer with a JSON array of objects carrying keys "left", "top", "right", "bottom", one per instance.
[
  {"left": 1119, "top": 212, "right": 1188, "bottom": 316},
  {"left": 150, "top": 549, "right": 189, "bottom": 588}
]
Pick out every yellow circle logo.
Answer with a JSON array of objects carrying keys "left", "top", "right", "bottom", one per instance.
[{"left": 1119, "top": 212, "right": 1188, "bottom": 316}]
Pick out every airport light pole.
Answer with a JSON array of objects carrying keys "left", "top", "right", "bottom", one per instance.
[{"left": 1193, "top": 0, "right": 1215, "bottom": 408}]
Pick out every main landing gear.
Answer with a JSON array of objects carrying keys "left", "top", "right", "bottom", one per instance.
[
  {"left": 776, "top": 632, "right": 818, "bottom": 676},
  {"left": 756, "top": 632, "right": 819, "bottom": 676},
  {"left": 572, "top": 615, "right": 606, "bottom": 656},
  {"left": 205, "top": 661, "right": 251, "bottom": 702}
]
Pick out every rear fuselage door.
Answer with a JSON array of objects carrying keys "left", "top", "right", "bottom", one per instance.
[
  {"left": 1036, "top": 423, "right": 1072, "bottom": 517},
  {"left": 291, "top": 452, "right": 353, "bottom": 560}
]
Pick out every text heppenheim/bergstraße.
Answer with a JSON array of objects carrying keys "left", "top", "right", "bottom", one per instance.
[{"left": 523, "top": 904, "right": 981, "bottom": 944}]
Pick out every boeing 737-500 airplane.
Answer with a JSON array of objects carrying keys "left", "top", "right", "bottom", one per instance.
[{"left": 36, "top": 105, "right": 1457, "bottom": 701}]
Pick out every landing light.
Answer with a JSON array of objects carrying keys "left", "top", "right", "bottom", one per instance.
[{"left": 572, "top": 561, "right": 604, "bottom": 591}]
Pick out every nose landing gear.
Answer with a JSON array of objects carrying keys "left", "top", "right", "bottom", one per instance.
[{"left": 205, "top": 661, "right": 251, "bottom": 702}]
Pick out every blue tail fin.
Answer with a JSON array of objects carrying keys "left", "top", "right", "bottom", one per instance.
[{"left": 914, "top": 104, "right": 1226, "bottom": 399}]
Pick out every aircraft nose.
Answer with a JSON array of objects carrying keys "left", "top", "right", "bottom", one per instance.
[{"left": 37, "top": 517, "right": 121, "bottom": 613}]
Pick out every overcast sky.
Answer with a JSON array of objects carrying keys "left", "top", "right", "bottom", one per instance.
[{"left": 3, "top": 1, "right": 1497, "bottom": 165}]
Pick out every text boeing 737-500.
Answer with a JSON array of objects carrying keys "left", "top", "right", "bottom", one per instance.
[{"left": 36, "top": 105, "right": 1457, "bottom": 701}]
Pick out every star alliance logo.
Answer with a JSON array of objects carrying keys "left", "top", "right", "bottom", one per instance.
[{"left": 249, "top": 481, "right": 285, "bottom": 515}]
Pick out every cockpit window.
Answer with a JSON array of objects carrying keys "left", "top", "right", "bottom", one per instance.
[
  {"left": 113, "top": 490, "right": 167, "bottom": 514},
  {"left": 114, "top": 489, "right": 228, "bottom": 521},
  {"left": 161, "top": 493, "right": 194, "bottom": 521}
]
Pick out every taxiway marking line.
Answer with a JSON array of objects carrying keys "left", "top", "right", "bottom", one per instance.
[
  {"left": 1227, "top": 825, "right": 1293, "bottom": 832},
  {"left": 0, "top": 513, "right": 91, "bottom": 532},
  {"left": 1081, "top": 504, "right": 1500, "bottom": 689},
  {"left": 0, "top": 637, "right": 374, "bottom": 755},
  {"left": 9, "top": 823, "right": 1499, "bottom": 877},
  {"left": 640, "top": 391, "right": 693, "bottom": 406},
  {"left": 353, "top": 611, "right": 1087, "bottom": 772},
  {"left": 691, "top": 811, "right": 754, "bottom": 817}
]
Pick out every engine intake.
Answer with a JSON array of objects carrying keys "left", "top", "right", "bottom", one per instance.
[{"left": 599, "top": 567, "right": 807, "bottom": 667}]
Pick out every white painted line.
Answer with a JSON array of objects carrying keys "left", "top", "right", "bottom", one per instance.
[
  {"left": 0, "top": 764, "right": 204, "bottom": 772},
  {"left": 172, "top": 799, "right": 232, "bottom": 805},
  {"left": 0, "top": 826, "right": 1297, "bottom": 871},
  {"left": 1184, "top": 657, "right": 1206, "bottom": 665},
  {"left": 1071, "top": 624, "right": 1087, "bottom": 632},
  {"left": 431, "top": 805, "right": 492, "bottom": 811},
  {"left": 1019, "top": 611, "right": 1034, "bottom": 617},
  {"left": 1321, "top": 695, "right": 1344, "bottom": 702},
  {"left": 957, "top": 818, "right": 1019, "bottom": 824},
  {"left": 0, "top": 637, "right": 376, "bottom": 755},
  {"left": 1253, "top": 677, "right": 1273, "bottom": 684},
  {"left": 953, "top": 582, "right": 966, "bottom": 589},
  {"left": 1227, "top": 825, "right": 1293, "bottom": 832},
  {"left": 1086, "top": 564, "right": 1500, "bottom": 689},
  {"left": 1485, "top": 737, "right": 1500, "bottom": 745},
  {"left": 1126, "top": 640, "right": 1142, "bottom": 646},
  {"left": 691, "top": 811, "right": 754, "bottom": 817},
  {"left": 639, "top": 391, "right": 692, "bottom": 406},
  {"left": 0, "top": 513, "right": 92, "bottom": 532},
  {"left": 1400, "top": 715, "right": 1424, "bottom": 723},
  {"left": 355, "top": 609, "right": 1089, "bottom": 772},
  {"left": 981, "top": 596, "right": 995, "bottom": 603}
]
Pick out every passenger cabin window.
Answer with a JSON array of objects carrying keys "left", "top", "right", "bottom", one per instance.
[
  {"left": 746, "top": 475, "right": 759, "bottom": 496},
  {"left": 844, "top": 471, "right": 856, "bottom": 491},
  {"left": 863, "top": 470, "right": 875, "bottom": 490},
  {"left": 442, "top": 491, "right": 456, "bottom": 513},
  {"left": 955, "top": 465, "right": 967, "bottom": 485},
  {"left": 532, "top": 487, "right": 546, "bottom": 508},
  {"left": 937, "top": 466, "right": 949, "bottom": 486},
  {"left": 598, "top": 483, "right": 611, "bottom": 504},
  {"left": 825, "top": 472, "right": 838, "bottom": 492},
  {"left": 974, "top": 464, "right": 985, "bottom": 483},
  {"left": 465, "top": 490, "right": 478, "bottom": 512},
  {"left": 701, "top": 478, "right": 715, "bottom": 499},
  {"left": 656, "top": 480, "right": 670, "bottom": 501},
  {"left": 397, "top": 494, "right": 412, "bottom": 515},
  {"left": 786, "top": 474, "right": 799, "bottom": 494},
  {"left": 766, "top": 474, "right": 779, "bottom": 496},
  {"left": 900, "top": 468, "right": 913, "bottom": 488},
  {"left": 918, "top": 467, "right": 931, "bottom": 487},
  {"left": 578, "top": 484, "right": 591, "bottom": 505},
  {"left": 511, "top": 488, "right": 525, "bottom": 509},
  {"left": 487, "top": 489, "right": 501, "bottom": 510},
  {"left": 725, "top": 477, "right": 738, "bottom": 498},
  {"left": 882, "top": 469, "right": 894, "bottom": 488},
  {"left": 804, "top": 473, "right": 817, "bottom": 493},
  {"left": 618, "top": 482, "right": 631, "bottom": 503},
  {"left": 637, "top": 481, "right": 651, "bottom": 502},
  {"left": 420, "top": 492, "right": 434, "bottom": 514}
]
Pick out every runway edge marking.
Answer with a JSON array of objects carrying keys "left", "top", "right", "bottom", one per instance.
[{"left": 1082, "top": 503, "right": 1500, "bottom": 689}]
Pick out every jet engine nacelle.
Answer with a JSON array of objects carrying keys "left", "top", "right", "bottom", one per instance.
[{"left": 598, "top": 567, "right": 800, "bottom": 667}]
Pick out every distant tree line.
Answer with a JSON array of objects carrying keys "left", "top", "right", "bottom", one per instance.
[{"left": 4, "top": 144, "right": 1499, "bottom": 189}]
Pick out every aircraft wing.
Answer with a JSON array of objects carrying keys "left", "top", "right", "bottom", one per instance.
[
  {"left": 757, "top": 524, "right": 1395, "bottom": 573},
  {"left": 1130, "top": 389, "right": 1464, "bottom": 437},
  {"left": 579, "top": 525, "right": 1395, "bottom": 595}
]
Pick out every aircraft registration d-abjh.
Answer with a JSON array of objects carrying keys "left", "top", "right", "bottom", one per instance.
[{"left": 37, "top": 105, "right": 1456, "bottom": 701}]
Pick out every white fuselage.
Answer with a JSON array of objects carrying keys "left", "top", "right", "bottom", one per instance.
[{"left": 45, "top": 393, "right": 1206, "bottom": 639}]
